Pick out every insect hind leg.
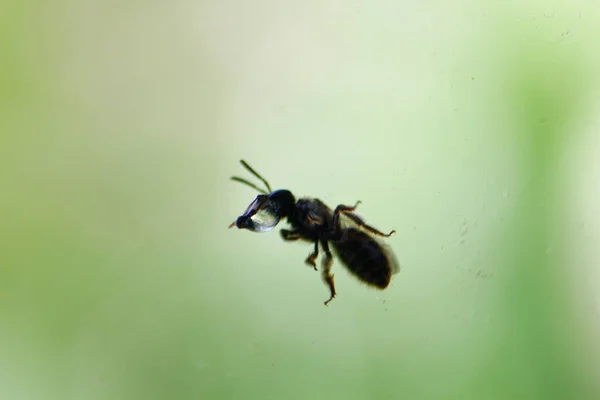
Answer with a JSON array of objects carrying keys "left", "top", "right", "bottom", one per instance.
[
  {"left": 333, "top": 200, "right": 361, "bottom": 216},
  {"left": 331, "top": 201, "right": 360, "bottom": 236},
  {"left": 333, "top": 201, "right": 395, "bottom": 238},
  {"left": 343, "top": 213, "right": 396, "bottom": 237},
  {"left": 321, "top": 240, "right": 336, "bottom": 306}
]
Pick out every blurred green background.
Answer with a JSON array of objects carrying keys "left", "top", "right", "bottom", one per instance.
[{"left": 2, "top": 1, "right": 600, "bottom": 399}]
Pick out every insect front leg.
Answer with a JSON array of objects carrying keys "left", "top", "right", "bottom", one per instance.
[
  {"left": 281, "top": 230, "right": 318, "bottom": 271},
  {"left": 320, "top": 240, "right": 336, "bottom": 306},
  {"left": 280, "top": 229, "right": 302, "bottom": 241}
]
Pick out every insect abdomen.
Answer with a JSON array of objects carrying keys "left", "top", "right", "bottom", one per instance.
[{"left": 332, "top": 228, "right": 393, "bottom": 289}]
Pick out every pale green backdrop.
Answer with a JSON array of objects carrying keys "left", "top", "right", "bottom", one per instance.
[{"left": 2, "top": 1, "right": 600, "bottom": 399}]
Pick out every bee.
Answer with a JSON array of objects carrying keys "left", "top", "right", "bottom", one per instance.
[{"left": 228, "top": 160, "right": 400, "bottom": 306}]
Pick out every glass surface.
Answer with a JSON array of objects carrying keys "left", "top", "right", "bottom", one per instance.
[{"left": 1, "top": 1, "right": 599, "bottom": 399}]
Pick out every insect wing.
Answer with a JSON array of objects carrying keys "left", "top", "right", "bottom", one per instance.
[{"left": 332, "top": 213, "right": 400, "bottom": 288}]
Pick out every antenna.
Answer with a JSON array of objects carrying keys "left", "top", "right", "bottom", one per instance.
[{"left": 230, "top": 160, "right": 272, "bottom": 194}]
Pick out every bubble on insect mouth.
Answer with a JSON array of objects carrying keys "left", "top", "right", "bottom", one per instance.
[{"left": 249, "top": 208, "right": 281, "bottom": 232}]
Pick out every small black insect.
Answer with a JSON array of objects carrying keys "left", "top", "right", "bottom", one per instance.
[{"left": 229, "top": 160, "right": 400, "bottom": 306}]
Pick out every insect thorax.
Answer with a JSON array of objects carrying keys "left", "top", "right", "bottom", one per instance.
[{"left": 289, "top": 197, "right": 333, "bottom": 236}]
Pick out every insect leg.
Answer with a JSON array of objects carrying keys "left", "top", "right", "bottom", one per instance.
[
  {"left": 305, "top": 241, "right": 319, "bottom": 271},
  {"left": 330, "top": 201, "right": 361, "bottom": 238},
  {"left": 332, "top": 201, "right": 395, "bottom": 238},
  {"left": 320, "top": 240, "right": 336, "bottom": 306},
  {"left": 332, "top": 200, "right": 361, "bottom": 226},
  {"left": 343, "top": 213, "right": 396, "bottom": 237},
  {"left": 280, "top": 229, "right": 302, "bottom": 241},
  {"left": 281, "top": 230, "right": 318, "bottom": 270}
]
